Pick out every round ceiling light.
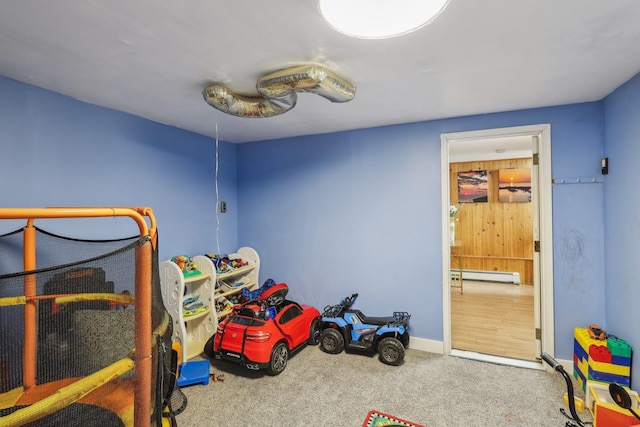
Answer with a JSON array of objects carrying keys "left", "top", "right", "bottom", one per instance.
[{"left": 319, "top": 0, "right": 450, "bottom": 39}]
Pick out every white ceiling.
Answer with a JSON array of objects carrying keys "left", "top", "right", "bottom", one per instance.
[{"left": 0, "top": 1, "right": 639, "bottom": 144}]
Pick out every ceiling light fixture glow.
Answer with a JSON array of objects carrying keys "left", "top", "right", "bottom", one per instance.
[{"left": 319, "top": 0, "right": 450, "bottom": 39}]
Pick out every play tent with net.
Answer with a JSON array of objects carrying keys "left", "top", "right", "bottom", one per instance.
[{"left": 0, "top": 207, "right": 183, "bottom": 426}]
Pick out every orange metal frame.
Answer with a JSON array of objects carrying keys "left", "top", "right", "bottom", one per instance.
[{"left": 0, "top": 207, "right": 158, "bottom": 427}]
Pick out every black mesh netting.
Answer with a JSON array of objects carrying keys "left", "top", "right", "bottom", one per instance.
[{"left": 0, "top": 227, "right": 179, "bottom": 426}]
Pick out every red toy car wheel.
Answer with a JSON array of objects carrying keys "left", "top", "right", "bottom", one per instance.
[
  {"left": 308, "top": 318, "right": 321, "bottom": 345},
  {"left": 268, "top": 342, "right": 289, "bottom": 375}
]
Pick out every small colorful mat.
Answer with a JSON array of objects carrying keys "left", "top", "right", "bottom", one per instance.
[{"left": 362, "top": 410, "right": 424, "bottom": 427}]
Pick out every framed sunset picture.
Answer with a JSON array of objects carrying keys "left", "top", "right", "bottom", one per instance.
[
  {"left": 498, "top": 168, "right": 531, "bottom": 202},
  {"left": 457, "top": 170, "right": 488, "bottom": 203}
]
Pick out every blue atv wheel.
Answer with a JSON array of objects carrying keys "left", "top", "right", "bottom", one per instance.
[
  {"left": 320, "top": 328, "right": 344, "bottom": 354},
  {"left": 378, "top": 337, "right": 404, "bottom": 366}
]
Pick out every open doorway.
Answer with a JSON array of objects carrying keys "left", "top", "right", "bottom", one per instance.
[{"left": 440, "top": 125, "right": 554, "bottom": 369}]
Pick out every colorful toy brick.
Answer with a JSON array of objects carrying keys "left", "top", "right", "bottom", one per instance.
[
  {"left": 573, "top": 327, "right": 632, "bottom": 392},
  {"left": 609, "top": 336, "right": 633, "bottom": 358},
  {"left": 589, "top": 359, "right": 631, "bottom": 377},
  {"left": 575, "top": 327, "right": 608, "bottom": 351},
  {"left": 589, "top": 345, "right": 612, "bottom": 363}
]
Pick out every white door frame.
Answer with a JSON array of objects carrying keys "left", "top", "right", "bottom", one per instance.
[{"left": 440, "top": 124, "right": 554, "bottom": 363}]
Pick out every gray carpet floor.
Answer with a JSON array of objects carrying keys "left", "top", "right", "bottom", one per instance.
[{"left": 175, "top": 346, "right": 593, "bottom": 427}]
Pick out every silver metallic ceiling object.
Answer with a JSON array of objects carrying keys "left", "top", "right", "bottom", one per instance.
[{"left": 202, "top": 64, "right": 356, "bottom": 118}]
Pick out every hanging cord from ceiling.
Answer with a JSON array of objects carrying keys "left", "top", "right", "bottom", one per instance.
[{"left": 215, "top": 121, "right": 221, "bottom": 256}]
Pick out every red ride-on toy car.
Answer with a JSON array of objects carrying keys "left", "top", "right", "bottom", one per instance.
[{"left": 208, "top": 282, "right": 321, "bottom": 375}]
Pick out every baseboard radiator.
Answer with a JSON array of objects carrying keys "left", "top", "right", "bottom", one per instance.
[{"left": 454, "top": 269, "right": 521, "bottom": 284}]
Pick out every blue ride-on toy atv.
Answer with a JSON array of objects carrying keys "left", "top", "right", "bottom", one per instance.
[{"left": 319, "top": 293, "right": 410, "bottom": 365}]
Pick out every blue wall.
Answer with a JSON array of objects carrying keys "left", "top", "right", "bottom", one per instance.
[
  {"left": 3, "top": 70, "right": 639, "bottom": 384},
  {"left": 0, "top": 76, "right": 238, "bottom": 262},
  {"left": 237, "top": 102, "right": 608, "bottom": 362},
  {"left": 603, "top": 72, "right": 640, "bottom": 388}
]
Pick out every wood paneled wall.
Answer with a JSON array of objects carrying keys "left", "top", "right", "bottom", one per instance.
[{"left": 450, "top": 158, "right": 534, "bottom": 285}]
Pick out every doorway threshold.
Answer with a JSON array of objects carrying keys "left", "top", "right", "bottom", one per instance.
[{"left": 450, "top": 349, "right": 544, "bottom": 370}]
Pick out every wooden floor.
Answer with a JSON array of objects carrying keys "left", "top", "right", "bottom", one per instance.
[{"left": 451, "top": 280, "right": 536, "bottom": 361}]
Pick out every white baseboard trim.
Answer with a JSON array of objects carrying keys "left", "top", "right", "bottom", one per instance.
[
  {"left": 557, "top": 358, "right": 574, "bottom": 373},
  {"left": 409, "top": 338, "right": 573, "bottom": 373},
  {"left": 458, "top": 269, "right": 521, "bottom": 284},
  {"left": 450, "top": 349, "right": 544, "bottom": 370},
  {"left": 408, "top": 337, "right": 444, "bottom": 353}
]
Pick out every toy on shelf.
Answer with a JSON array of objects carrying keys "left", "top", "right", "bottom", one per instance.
[
  {"left": 215, "top": 297, "right": 232, "bottom": 314},
  {"left": 182, "top": 296, "right": 209, "bottom": 317},
  {"left": 160, "top": 255, "right": 217, "bottom": 363},
  {"left": 203, "top": 247, "right": 260, "bottom": 322},
  {"left": 205, "top": 253, "right": 249, "bottom": 274},
  {"left": 171, "top": 255, "right": 201, "bottom": 277}
]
